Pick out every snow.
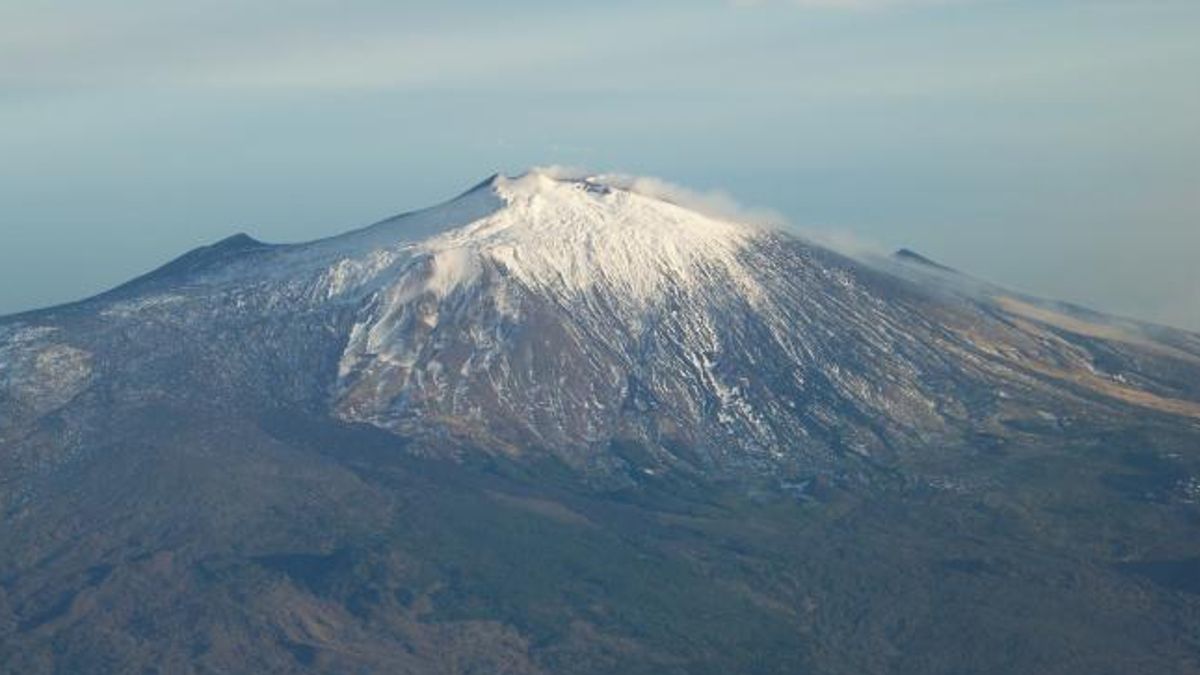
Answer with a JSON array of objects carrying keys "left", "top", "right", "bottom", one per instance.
[
  {"left": 5, "top": 171, "right": 1102, "bottom": 471},
  {"left": 307, "top": 170, "right": 783, "bottom": 431},
  {"left": 115, "top": 169, "right": 773, "bottom": 324},
  {"left": 101, "top": 294, "right": 186, "bottom": 318},
  {"left": 304, "top": 169, "right": 771, "bottom": 309},
  {"left": 444, "top": 172, "right": 765, "bottom": 301}
]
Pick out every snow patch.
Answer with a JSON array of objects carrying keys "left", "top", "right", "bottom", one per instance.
[{"left": 0, "top": 327, "right": 92, "bottom": 416}]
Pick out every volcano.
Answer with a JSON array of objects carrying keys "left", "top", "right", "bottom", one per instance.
[{"left": 2, "top": 171, "right": 1199, "bottom": 674}]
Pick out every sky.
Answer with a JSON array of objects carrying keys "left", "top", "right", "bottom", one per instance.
[{"left": 1, "top": 0, "right": 1198, "bottom": 330}]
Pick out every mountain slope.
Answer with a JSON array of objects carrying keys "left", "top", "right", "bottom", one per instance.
[
  {"left": 2, "top": 170, "right": 1200, "bottom": 674},
  {"left": 4, "top": 171, "right": 1198, "bottom": 482}
]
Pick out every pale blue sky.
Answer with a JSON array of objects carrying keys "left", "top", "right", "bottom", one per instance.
[{"left": 2, "top": 1, "right": 1198, "bottom": 329}]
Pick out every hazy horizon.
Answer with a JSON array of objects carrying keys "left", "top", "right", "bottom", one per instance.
[{"left": 3, "top": 0, "right": 1198, "bottom": 330}]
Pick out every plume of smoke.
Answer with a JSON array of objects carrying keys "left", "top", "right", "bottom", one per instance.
[
  {"left": 795, "top": 227, "right": 891, "bottom": 259},
  {"left": 529, "top": 165, "right": 892, "bottom": 261},
  {"left": 530, "top": 165, "right": 786, "bottom": 229}
]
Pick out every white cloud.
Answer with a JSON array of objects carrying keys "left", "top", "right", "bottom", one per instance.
[{"left": 0, "top": 4, "right": 712, "bottom": 95}]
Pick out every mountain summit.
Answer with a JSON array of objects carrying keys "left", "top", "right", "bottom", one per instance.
[{"left": 3, "top": 172, "right": 1200, "bottom": 673}]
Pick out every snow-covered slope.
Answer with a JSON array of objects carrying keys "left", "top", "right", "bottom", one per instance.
[{"left": 3, "top": 170, "right": 1200, "bottom": 487}]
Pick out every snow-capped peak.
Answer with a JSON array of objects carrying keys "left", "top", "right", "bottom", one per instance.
[
  {"left": 290, "top": 169, "right": 773, "bottom": 314},
  {"left": 403, "top": 170, "right": 766, "bottom": 303}
]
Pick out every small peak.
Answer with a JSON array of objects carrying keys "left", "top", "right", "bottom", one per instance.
[
  {"left": 894, "top": 248, "right": 955, "bottom": 273},
  {"left": 214, "top": 232, "right": 266, "bottom": 250},
  {"left": 166, "top": 232, "right": 268, "bottom": 273},
  {"left": 105, "top": 231, "right": 270, "bottom": 298},
  {"left": 459, "top": 173, "right": 502, "bottom": 197}
]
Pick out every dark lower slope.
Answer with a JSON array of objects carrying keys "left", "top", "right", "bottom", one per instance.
[{"left": 3, "top": 408, "right": 1200, "bottom": 675}]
